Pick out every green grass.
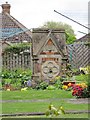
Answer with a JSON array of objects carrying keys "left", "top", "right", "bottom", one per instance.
[
  {"left": 1, "top": 89, "right": 73, "bottom": 100},
  {"left": 1, "top": 90, "right": 88, "bottom": 113},
  {"left": 1, "top": 90, "right": 89, "bottom": 118},
  {"left": 2, "top": 100, "right": 88, "bottom": 114}
]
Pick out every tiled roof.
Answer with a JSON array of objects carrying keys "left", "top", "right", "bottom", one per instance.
[
  {"left": 75, "top": 33, "right": 90, "bottom": 42},
  {"left": 0, "top": 10, "right": 31, "bottom": 42}
]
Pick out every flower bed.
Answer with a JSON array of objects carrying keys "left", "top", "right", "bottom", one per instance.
[
  {"left": 72, "top": 83, "right": 90, "bottom": 98},
  {"left": 62, "top": 81, "right": 90, "bottom": 98}
]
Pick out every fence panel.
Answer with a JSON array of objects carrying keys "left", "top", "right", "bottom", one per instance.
[
  {"left": 67, "top": 42, "right": 89, "bottom": 68},
  {"left": 2, "top": 52, "right": 31, "bottom": 70}
]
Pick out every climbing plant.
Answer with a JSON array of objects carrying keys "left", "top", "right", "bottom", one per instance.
[{"left": 4, "top": 43, "right": 31, "bottom": 54}]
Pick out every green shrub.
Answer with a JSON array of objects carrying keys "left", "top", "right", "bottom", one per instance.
[
  {"left": 1, "top": 68, "right": 32, "bottom": 89},
  {"left": 4, "top": 78, "right": 12, "bottom": 84},
  {"left": 75, "top": 74, "right": 89, "bottom": 83},
  {"left": 47, "top": 85, "right": 56, "bottom": 90},
  {"left": 45, "top": 103, "right": 65, "bottom": 117},
  {"left": 36, "top": 81, "right": 48, "bottom": 90},
  {"left": 54, "top": 79, "right": 63, "bottom": 89}
]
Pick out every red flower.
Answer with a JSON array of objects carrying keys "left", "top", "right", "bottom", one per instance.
[{"left": 72, "top": 84, "right": 84, "bottom": 98}]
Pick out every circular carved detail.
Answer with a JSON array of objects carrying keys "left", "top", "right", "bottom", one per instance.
[
  {"left": 52, "top": 66, "right": 58, "bottom": 74},
  {"left": 43, "top": 66, "right": 49, "bottom": 74},
  {"left": 42, "top": 61, "right": 59, "bottom": 79}
]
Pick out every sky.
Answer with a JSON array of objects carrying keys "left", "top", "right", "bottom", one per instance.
[{"left": 0, "top": 0, "right": 89, "bottom": 39}]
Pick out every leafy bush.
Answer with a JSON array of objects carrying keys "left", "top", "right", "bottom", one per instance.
[
  {"left": 54, "top": 79, "right": 63, "bottom": 89},
  {"left": 45, "top": 103, "right": 65, "bottom": 117},
  {"left": 1, "top": 68, "right": 32, "bottom": 90},
  {"left": 75, "top": 74, "right": 89, "bottom": 82},
  {"left": 35, "top": 81, "right": 48, "bottom": 90},
  {"left": 4, "top": 78, "right": 12, "bottom": 84},
  {"left": 47, "top": 85, "right": 56, "bottom": 90}
]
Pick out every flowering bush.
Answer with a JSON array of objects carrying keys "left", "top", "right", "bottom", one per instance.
[
  {"left": 79, "top": 66, "right": 90, "bottom": 74},
  {"left": 62, "top": 82, "right": 74, "bottom": 91},
  {"left": 62, "top": 82, "right": 90, "bottom": 98},
  {"left": 72, "top": 83, "right": 90, "bottom": 98}
]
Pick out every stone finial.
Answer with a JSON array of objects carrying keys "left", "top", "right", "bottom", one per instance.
[{"left": 1, "top": 2, "right": 11, "bottom": 14}]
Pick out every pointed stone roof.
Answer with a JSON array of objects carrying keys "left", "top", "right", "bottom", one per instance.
[
  {"left": 32, "top": 28, "right": 66, "bottom": 56},
  {"left": 37, "top": 31, "right": 64, "bottom": 56},
  {"left": 0, "top": 2, "right": 31, "bottom": 42}
]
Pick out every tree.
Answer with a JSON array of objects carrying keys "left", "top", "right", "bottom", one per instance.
[{"left": 40, "top": 21, "right": 76, "bottom": 44}]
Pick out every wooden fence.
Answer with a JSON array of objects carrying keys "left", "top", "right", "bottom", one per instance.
[
  {"left": 2, "top": 42, "right": 90, "bottom": 70},
  {"left": 67, "top": 42, "right": 90, "bottom": 69},
  {"left": 2, "top": 52, "right": 31, "bottom": 70}
]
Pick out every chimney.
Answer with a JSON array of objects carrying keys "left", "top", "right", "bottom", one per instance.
[{"left": 1, "top": 2, "right": 11, "bottom": 14}]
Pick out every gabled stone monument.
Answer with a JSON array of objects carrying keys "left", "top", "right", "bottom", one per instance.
[{"left": 32, "top": 28, "right": 68, "bottom": 82}]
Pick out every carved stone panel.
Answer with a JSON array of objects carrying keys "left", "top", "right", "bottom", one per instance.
[{"left": 41, "top": 61, "right": 59, "bottom": 79}]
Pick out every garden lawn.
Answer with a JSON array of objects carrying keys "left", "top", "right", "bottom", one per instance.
[
  {"left": 1, "top": 89, "right": 73, "bottom": 100},
  {"left": 1, "top": 90, "right": 89, "bottom": 116},
  {"left": 2, "top": 100, "right": 88, "bottom": 114}
]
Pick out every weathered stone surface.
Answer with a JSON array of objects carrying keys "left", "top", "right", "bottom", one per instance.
[{"left": 32, "top": 28, "right": 67, "bottom": 81}]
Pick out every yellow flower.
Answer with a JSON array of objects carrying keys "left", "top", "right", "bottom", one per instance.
[
  {"left": 55, "top": 76, "right": 60, "bottom": 80},
  {"left": 60, "top": 106, "right": 62, "bottom": 109},
  {"left": 68, "top": 83, "right": 72, "bottom": 87},
  {"left": 7, "top": 89, "right": 10, "bottom": 91},
  {"left": 71, "top": 90, "right": 73, "bottom": 93},
  {"left": 21, "top": 87, "right": 27, "bottom": 91},
  {"left": 77, "top": 84, "right": 80, "bottom": 86},
  {"left": 62, "top": 85, "right": 68, "bottom": 90},
  {"left": 80, "top": 83, "right": 87, "bottom": 88}
]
